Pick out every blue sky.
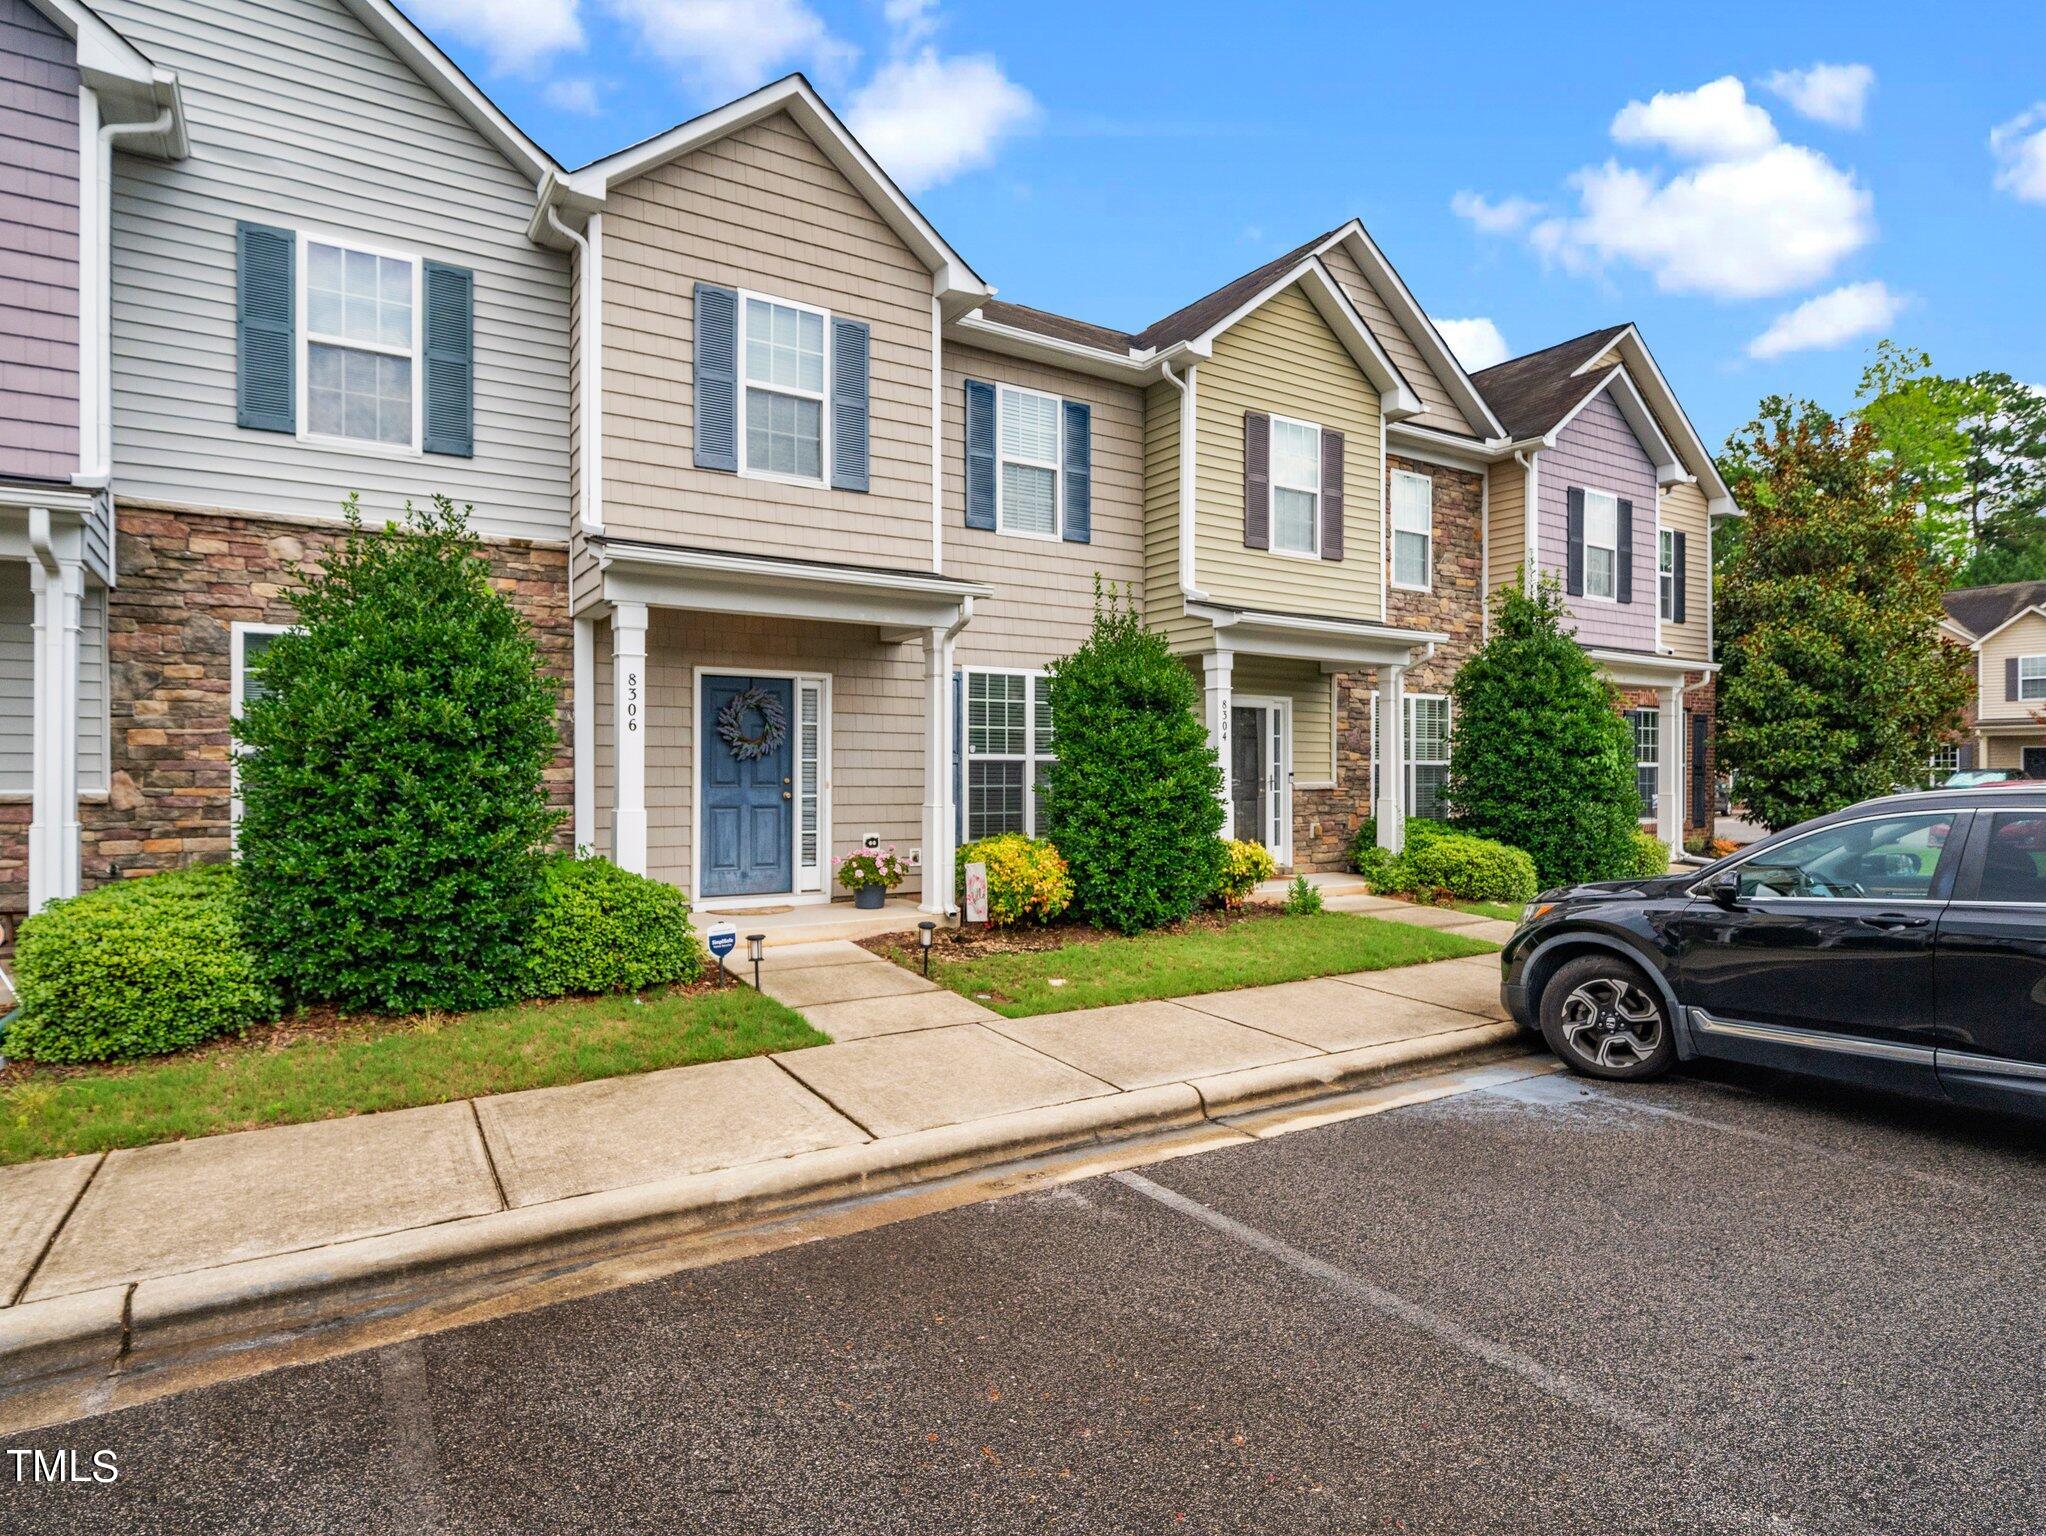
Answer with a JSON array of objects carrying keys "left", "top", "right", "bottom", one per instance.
[{"left": 410, "top": 0, "right": 2046, "bottom": 446}]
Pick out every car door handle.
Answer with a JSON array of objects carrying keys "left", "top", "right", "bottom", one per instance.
[{"left": 1861, "top": 913, "right": 1929, "bottom": 929}]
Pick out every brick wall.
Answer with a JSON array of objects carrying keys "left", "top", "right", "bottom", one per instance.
[{"left": 1615, "top": 679, "right": 1718, "bottom": 840}]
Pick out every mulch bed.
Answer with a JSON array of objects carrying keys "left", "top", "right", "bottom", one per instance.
[{"left": 858, "top": 904, "right": 1272, "bottom": 962}]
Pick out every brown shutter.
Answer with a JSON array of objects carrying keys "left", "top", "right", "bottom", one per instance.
[
  {"left": 1320, "top": 429, "right": 1344, "bottom": 561},
  {"left": 2009, "top": 657, "right": 2021, "bottom": 702},
  {"left": 1243, "top": 411, "right": 1270, "bottom": 550}
]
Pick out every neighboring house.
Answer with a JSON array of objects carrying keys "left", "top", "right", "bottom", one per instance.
[{"left": 1939, "top": 581, "right": 2046, "bottom": 776}]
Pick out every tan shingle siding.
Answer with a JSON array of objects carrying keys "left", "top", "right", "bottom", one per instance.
[
  {"left": 1659, "top": 480, "right": 1711, "bottom": 662},
  {"left": 1486, "top": 458, "right": 1526, "bottom": 602},
  {"left": 1320, "top": 242, "right": 1477, "bottom": 439},
  {"left": 1977, "top": 610, "right": 2046, "bottom": 723}
]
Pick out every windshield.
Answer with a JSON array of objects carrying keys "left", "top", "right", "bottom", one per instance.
[{"left": 1728, "top": 812, "right": 1953, "bottom": 901}]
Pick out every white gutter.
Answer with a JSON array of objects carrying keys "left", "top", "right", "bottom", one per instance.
[
  {"left": 542, "top": 191, "right": 602, "bottom": 535},
  {"left": 1159, "top": 359, "right": 1204, "bottom": 604},
  {"left": 1513, "top": 449, "right": 1538, "bottom": 590}
]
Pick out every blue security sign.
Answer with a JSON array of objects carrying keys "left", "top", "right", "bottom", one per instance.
[{"left": 706, "top": 923, "right": 737, "bottom": 962}]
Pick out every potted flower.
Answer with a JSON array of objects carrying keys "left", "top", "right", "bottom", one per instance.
[{"left": 834, "top": 845, "right": 909, "bottom": 909}]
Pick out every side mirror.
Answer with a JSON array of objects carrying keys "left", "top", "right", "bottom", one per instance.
[{"left": 1699, "top": 870, "right": 1744, "bottom": 909}]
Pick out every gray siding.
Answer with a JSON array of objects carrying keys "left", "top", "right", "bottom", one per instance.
[
  {"left": 1538, "top": 388, "right": 1657, "bottom": 652},
  {"left": 0, "top": 0, "right": 79, "bottom": 483},
  {"left": 0, "top": 561, "right": 108, "bottom": 795},
  {"left": 98, "top": 0, "right": 570, "bottom": 541}
]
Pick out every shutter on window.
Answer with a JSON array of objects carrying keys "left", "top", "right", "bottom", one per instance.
[
  {"left": 1243, "top": 411, "right": 1270, "bottom": 550},
  {"left": 1958, "top": 742, "right": 1977, "bottom": 771},
  {"left": 829, "top": 316, "right": 870, "bottom": 492},
  {"left": 1565, "top": 487, "right": 1585, "bottom": 596},
  {"left": 1616, "top": 499, "right": 1634, "bottom": 604},
  {"left": 692, "top": 283, "right": 738, "bottom": 471},
  {"left": 1320, "top": 429, "right": 1344, "bottom": 561},
  {"left": 1061, "top": 399, "right": 1091, "bottom": 544},
  {"left": 964, "top": 379, "right": 997, "bottom": 529},
  {"left": 1672, "top": 530, "right": 1688, "bottom": 623},
  {"left": 2008, "top": 657, "right": 2020, "bottom": 702},
  {"left": 422, "top": 261, "right": 474, "bottom": 457},
  {"left": 236, "top": 222, "right": 295, "bottom": 433}
]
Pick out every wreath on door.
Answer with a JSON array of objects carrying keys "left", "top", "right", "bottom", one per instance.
[{"left": 715, "top": 686, "right": 789, "bottom": 761}]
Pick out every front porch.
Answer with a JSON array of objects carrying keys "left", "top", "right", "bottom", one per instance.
[{"left": 1588, "top": 647, "right": 1718, "bottom": 855}]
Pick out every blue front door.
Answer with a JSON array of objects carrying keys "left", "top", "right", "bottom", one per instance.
[{"left": 701, "top": 675, "right": 795, "bottom": 897}]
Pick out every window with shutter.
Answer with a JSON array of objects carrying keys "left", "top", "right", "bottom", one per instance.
[
  {"left": 1390, "top": 469, "right": 1432, "bottom": 589},
  {"left": 236, "top": 222, "right": 296, "bottom": 433},
  {"left": 1581, "top": 488, "right": 1621, "bottom": 601},
  {"left": 300, "top": 234, "right": 420, "bottom": 450},
  {"left": 738, "top": 292, "right": 828, "bottom": 483},
  {"left": 423, "top": 261, "right": 473, "bottom": 458},
  {"left": 1268, "top": 414, "right": 1321, "bottom": 556}
]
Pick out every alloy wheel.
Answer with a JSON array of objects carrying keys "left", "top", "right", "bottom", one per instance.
[{"left": 1557, "top": 976, "right": 1664, "bottom": 1071}]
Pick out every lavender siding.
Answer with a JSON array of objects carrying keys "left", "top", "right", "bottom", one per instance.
[
  {"left": 1538, "top": 387, "right": 1657, "bottom": 652},
  {"left": 0, "top": 0, "right": 78, "bottom": 483}
]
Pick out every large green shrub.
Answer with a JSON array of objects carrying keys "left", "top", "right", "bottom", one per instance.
[
  {"left": 523, "top": 855, "right": 704, "bottom": 998},
  {"left": 8, "top": 867, "right": 275, "bottom": 1063},
  {"left": 955, "top": 833, "right": 1074, "bottom": 927},
  {"left": 1040, "top": 585, "right": 1225, "bottom": 933},
  {"left": 1399, "top": 832, "right": 1540, "bottom": 905},
  {"left": 1447, "top": 578, "right": 1642, "bottom": 887},
  {"left": 1214, "top": 838, "right": 1277, "bottom": 907},
  {"left": 235, "top": 495, "right": 564, "bottom": 1014}
]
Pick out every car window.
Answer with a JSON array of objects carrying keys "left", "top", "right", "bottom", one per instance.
[
  {"left": 1733, "top": 813, "right": 1954, "bottom": 901},
  {"left": 1976, "top": 812, "right": 2046, "bottom": 903}
]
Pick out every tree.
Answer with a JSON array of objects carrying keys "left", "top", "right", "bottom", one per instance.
[
  {"left": 1715, "top": 397, "right": 1972, "bottom": 831},
  {"left": 1039, "top": 584, "right": 1224, "bottom": 932},
  {"left": 236, "top": 495, "right": 563, "bottom": 1012},
  {"left": 1445, "top": 576, "right": 1641, "bottom": 889}
]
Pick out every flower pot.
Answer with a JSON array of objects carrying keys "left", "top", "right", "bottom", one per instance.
[{"left": 853, "top": 884, "right": 886, "bottom": 910}]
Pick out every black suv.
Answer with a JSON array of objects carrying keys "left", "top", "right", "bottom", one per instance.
[{"left": 1501, "top": 786, "right": 2046, "bottom": 1119}]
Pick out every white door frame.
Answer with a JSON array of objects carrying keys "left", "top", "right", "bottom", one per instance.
[
  {"left": 1233, "top": 693, "right": 1293, "bottom": 868},
  {"left": 690, "top": 666, "right": 833, "bottom": 910}
]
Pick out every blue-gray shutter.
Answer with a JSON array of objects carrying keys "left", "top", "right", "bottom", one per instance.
[
  {"left": 693, "top": 283, "right": 738, "bottom": 472},
  {"left": 1061, "top": 399, "right": 1091, "bottom": 544},
  {"left": 830, "top": 316, "right": 870, "bottom": 492},
  {"left": 2007, "top": 657, "right": 2020, "bottom": 702},
  {"left": 1672, "top": 530, "right": 1688, "bottom": 623},
  {"left": 965, "top": 379, "right": 996, "bottom": 530},
  {"left": 1565, "top": 487, "right": 1585, "bottom": 596},
  {"left": 235, "top": 221, "right": 294, "bottom": 433},
  {"left": 1616, "top": 498, "right": 1634, "bottom": 604},
  {"left": 422, "top": 260, "right": 474, "bottom": 457}
]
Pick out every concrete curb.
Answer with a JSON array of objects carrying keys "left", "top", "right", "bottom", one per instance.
[{"left": 0, "top": 1029, "right": 1509, "bottom": 1402}]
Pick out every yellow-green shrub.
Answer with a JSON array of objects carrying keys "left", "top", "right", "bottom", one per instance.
[
  {"left": 1214, "top": 838, "right": 1277, "bottom": 907},
  {"left": 956, "top": 834, "right": 1074, "bottom": 927}
]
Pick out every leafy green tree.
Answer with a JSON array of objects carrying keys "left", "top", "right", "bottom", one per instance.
[
  {"left": 236, "top": 495, "right": 563, "bottom": 1012},
  {"left": 1446, "top": 576, "right": 1641, "bottom": 889},
  {"left": 1716, "top": 397, "right": 1972, "bottom": 831},
  {"left": 1039, "top": 584, "right": 1224, "bottom": 932}
]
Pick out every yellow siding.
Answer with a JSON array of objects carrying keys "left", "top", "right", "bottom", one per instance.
[
  {"left": 1976, "top": 610, "right": 2046, "bottom": 723},
  {"left": 1234, "top": 655, "right": 1334, "bottom": 785},
  {"left": 1658, "top": 480, "right": 1711, "bottom": 662},
  {"left": 1983, "top": 734, "right": 2046, "bottom": 769},
  {"left": 1192, "top": 284, "right": 1384, "bottom": 626},
  {"left": 1320, "top": 242, "right": 1478, "bottom": 438},
  {"left": 1486, "top": 458, "right": 1526, "bottom": 603},
  {"left": 1144, "top": 378, "right": 1200, "bottom": 647}
]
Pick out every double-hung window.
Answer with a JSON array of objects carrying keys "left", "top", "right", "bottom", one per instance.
[
  {"left": 964, "top": 670, "right": 1055, "bottom": 838},
  {"left": 1372, "top": 693, "right": 1452, "bottom": 821},
  {"left": 230, "top": 622, "right": 291, "bottom": 835},
  {"left": 303, "top": 236, "right": 419, "bottom": 450},
  {"left": 1269, "top": 415, "right": 1321, "bottom": 556},
  {"left": 2020, "top": 655, "right": 2046, "bottom": 701},
  {"left": 1927, "top": 742, "right": 1961, "bottom": 786},
  {"left": 997, "top": 386, "right": 1062, "bottom": 538},
  {"left": 1628, "top": 707, "right": 1659, "bottom": 819},
  {"left": 1582, "top": 488, "right": 1621, "bottom": 601},
  {"left": 740, "top": 293, "right": 828, "bottom": 483},
  {"left": 1390, "top": 469, "right": 1432, "bottom": 589},
  {"left": 1657, "top": 527, "right": 1676, "bottom": 620}
]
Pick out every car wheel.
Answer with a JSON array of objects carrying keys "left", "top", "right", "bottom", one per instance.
[{"left": 1539, "top": 954, "right": 1676, "bottom": 1080}]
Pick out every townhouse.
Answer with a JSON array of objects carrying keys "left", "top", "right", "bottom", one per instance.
[
  {"left": 0, "top": 0, "right": 1735, "bottom": 930},
  {"left": 1937, "top": 581, "right": 2046, "bottom": 777}
]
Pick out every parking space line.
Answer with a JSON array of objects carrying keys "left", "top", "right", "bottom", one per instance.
[{"left": 378, "top": 1338, "right": 449, "bottom": 1535}]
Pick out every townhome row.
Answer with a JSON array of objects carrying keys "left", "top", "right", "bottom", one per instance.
[{"left": 0, "top": 0, "right": 1737, "bottom": 927}]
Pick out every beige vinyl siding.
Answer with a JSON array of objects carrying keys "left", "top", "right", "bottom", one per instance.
[
  {"left": 943, "top": 344, "right": 1145, "bottom": 669},
  {"left": 1233, "top": 654, "right": 1333, "bottom": 785},
  {"left": 1982, "top": 735, "right": 2046, "bottom": 770},
  {"left": 599, "top": 112, "right": 935, "bottom": 571},
  {"left": 1659, "top": 480, "right": 1711, "bottom": 662},
  {"left": 1486, "top": 458, "right": 1527, "bottom": 604},
  {"left": 1319, "top": 242, "right": 1478, "bottom": 439},
  {"left": 1977, "top": 610, "right": 2046, "bottom": 724},
  {"left": 0, "top": 563, "right": 106, "bottom": 794},
  {"left": 1143, "top": 378, "right": 1199, "bottom": 647},
  {"left": 1192, "top": 284, "right": 1383, "bottom": 626}
]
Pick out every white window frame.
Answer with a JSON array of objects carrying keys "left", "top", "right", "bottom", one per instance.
[
  {"left": 1628, "top": 706, "right": 1659, "bottom": 824},
  {"left": 229, "top": 621, "right": 292, "bottom": 838},
  {"left": 1268, "top": 412, "right": 1322, "bottom": 559},
  {"left": 1657, "top": 524, "right": 1676, "bottom": 621},
  {"left": 963, "top": 667, "right": 1055, "bottom": 839},
  {"left": 1371, "top": 690, "right": 1453, "bottom": 821},
  {"left": 994, "top": 383, "right": 1064, "bottom": 542},
  {"left": 1927, "top": 743, "right": 1961, "bottom": 786},
  {"left": 2020, "top": 655, "right": 2046, "bottom": 702},
  {"left": 736, "top": 288, "right": 833, "bottom": 489},
  {"left": 1389, "top": 468, "right": 1433, "bottom": 591},
  {"left": 295, "top": 229, "right": 423, "bottom": 458},
  {"left": 1581, "top": 487, "right": 1621, "bottom": 603}
]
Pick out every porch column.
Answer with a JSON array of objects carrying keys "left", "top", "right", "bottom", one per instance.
[
  {"left": 921, "top": 626, "right": 951, "bottom": 916},
  {"left": 1659, "top": 684, "right": 1685, "bottom": 856},
  {"left": 27, "top": 553, "right": 83, "bottom": 912},
  {"left": 1376, "top": 663, "right": 1406, "bottom": 854},
  {"left": 1203, "top": 649, "right": 1233, "bottom": 837},
  {"left": 612, "top": 602, "right": 648, "bottom": 875}
]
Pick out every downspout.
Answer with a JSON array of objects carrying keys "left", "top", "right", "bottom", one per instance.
[
  {"left": 542, "top": 198, "right": 602, "bottom": 536},
  {"left": 1159, "top": 360, "right": 1202, "bottom": 604},
  {"left": 1512, "top": 449, "right": 1538, "bottom": 591},
  {"left": 78, "top": 106, "right": 174, "bottom": 486}
]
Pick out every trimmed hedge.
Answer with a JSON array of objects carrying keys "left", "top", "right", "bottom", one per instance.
[
  {"left": 955, "top": 834, "right": 1074, "bottom": 927},
  {"left": 1400, "top": 831, "right": 1540, "bottom": 905},
  {"left": 523, "top": 855, "right": 704, "bottom": 998},
  {"left": 1214, "top": 838, "right": 1277, "bottom": 907},
  {"left": 8, "top": 866, "right": 275, "bottom": 1064},
  {"left": 1628, "top": 830, "right": 1673, "bottom": 880}
]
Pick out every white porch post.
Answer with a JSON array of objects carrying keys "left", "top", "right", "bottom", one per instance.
[
  {"left": 572, "top": 615, "right": 595, "bottom": 852},
  {"left": 1376, "top": 663, "right": 1407, "bottom": 854},
  {"left": 1203, "top": 649, "right": 1233, "bottom": 837},
  {"left": 1659, "top": 684, "right": 1685, "bottom": 856},
  {"left": 921, "top": 626, "right": 951, "bottom": 916},
  {"left": 27, "top": 553, "right": 83, "bottom": 912},
  {"left": 611, "top": 602, "right": 648, "bottom": 875}
]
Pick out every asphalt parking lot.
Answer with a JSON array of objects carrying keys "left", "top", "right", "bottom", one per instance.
[{"left": 7, "top": 1058, "right": 2043, "bottom": 1535}]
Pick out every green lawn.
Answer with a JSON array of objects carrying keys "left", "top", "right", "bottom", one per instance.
[
  {"left": 872, "top": 911, "right": 1496, "bottom": 1018},
  {"left": 0, "top": 984, "right": 823, "bottom": 1167}
]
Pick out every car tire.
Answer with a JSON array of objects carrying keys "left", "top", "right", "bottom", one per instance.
[{"left": 1538, "top": 954, "right": 1677, "bottom": 1081}]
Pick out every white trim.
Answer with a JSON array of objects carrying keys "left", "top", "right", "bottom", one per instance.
[
  {"left": 227, "top": 621, "right": 291, "bottom": 839},
  {"left": 1232, "top": 692, "right": 1293, "bottom": 867},
  {"left": 1656, "top": 517, "right": 1677, "bottom": 628},
  {"left": 1963, "top": 602, "right": 2046, "bottom": 651},
  {"left": 993, "top": 382, "right": 1066, "bottom": 542},
  {"left": 1579, "top": 486, "right": 1621, "bottom": 604},
  {"left": 960, "top": 666, "right": 1056, "bottom": 840},
  {"left": 1587, "top": 647, "right": 1717, "bottom": 686},
  {"left": 1386, "top": 422, "right": 1497, "bottom": 471},
  {"left": 1186, "top": 600, "right": 1443, "bottom": 670},
  {"left": 1388, "top": 466, "right": 1433, "bottom": 592},
  {"left": 1546, "top": 368, "right": 1683, "bottom": 485},
  {"left": 573, "top": 616, "right": 595, "bottom": 850},
  {"left": 294, "top": 229, "right": 425, "bottom": 457},
  {"left": 2017, "top": 654, "right": 2046, "bottom": 703},
  {"left": 690, "top": 666, "right": 833, "bottom": 906},
  {"left": 1571, "top": 325, "right": 1736, "bottom": 512},
  {"left": 735, "top": 287, "right": 832, "bottom": 489},
  {"left": 1267, "top": 412, "right": 1322, "bottom": 558}
]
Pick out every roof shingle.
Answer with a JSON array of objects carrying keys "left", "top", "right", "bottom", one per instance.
[
  {"left": 1942, "top": 581, "right": 2046, "bottom": 639},
  {"left": 1470, "top": 325, "right": 1631, "bottom": 441}
]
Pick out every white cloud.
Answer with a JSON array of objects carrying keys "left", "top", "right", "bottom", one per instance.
[
  {"left": 603, "top": 0, "right": 855, "bottom": 95},
  {"left": 883, "top": 0, "right": 940, "bottom": 46},
  {"left": 1991, "top": 105, "right": 2046, "bottom": 203},
  {"left": 1450, "top": 190, "right": 1543, "bottom": 235},
  {"left": 846, "top": 50, "right": 1037, "bottom": 191},
  {"left": 1431, "top": 317, "right": 1511, "bottom": 372},
  {"left": 544, "top": 77, "right": 602, "bottom": 114},
  {"left": 404, "top": 0, "right": 581, "bottom": 72},
  {"left": 1746, "top": 281, "right": 1904, "bottom": 359},
  {"left": 1764, "top": 63, "right": 1876, "bottom": 129},
  {"left": 1611, "top": 76, "right": 1778, "bottom": 161}
]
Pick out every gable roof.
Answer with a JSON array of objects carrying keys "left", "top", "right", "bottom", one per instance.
[
  {"left": 1470, "top": 325, "right": 1631, "bottom": 440},
  {"left": 975, "top": 299, "right": 1135, "bottom": 354},
  {"left": 1573, "top": 324, "right": 1737, "bottom": 514},
  {"left": 1943, "top": 581, "right": 2046, "bottom": 641},
  {"left": 1132, "top": 229, "right": 1340, "bottom": 352}
]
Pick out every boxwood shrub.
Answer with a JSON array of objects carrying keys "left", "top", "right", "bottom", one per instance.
[
  {"left": 7, "top": 865, "right": 275, "bottom": 1063},
  {"left": 523, "top": 855, "right": 704, "bottom": 998},
  {"left": 1628, "top": 830, "right": 1673, "bottom": 880},
  {"left": 955, "top": 833, "right": 1074, "bottom": 927},
  {"left": 1399, "top": 831, "right": 1541, "bottom": 905}
]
